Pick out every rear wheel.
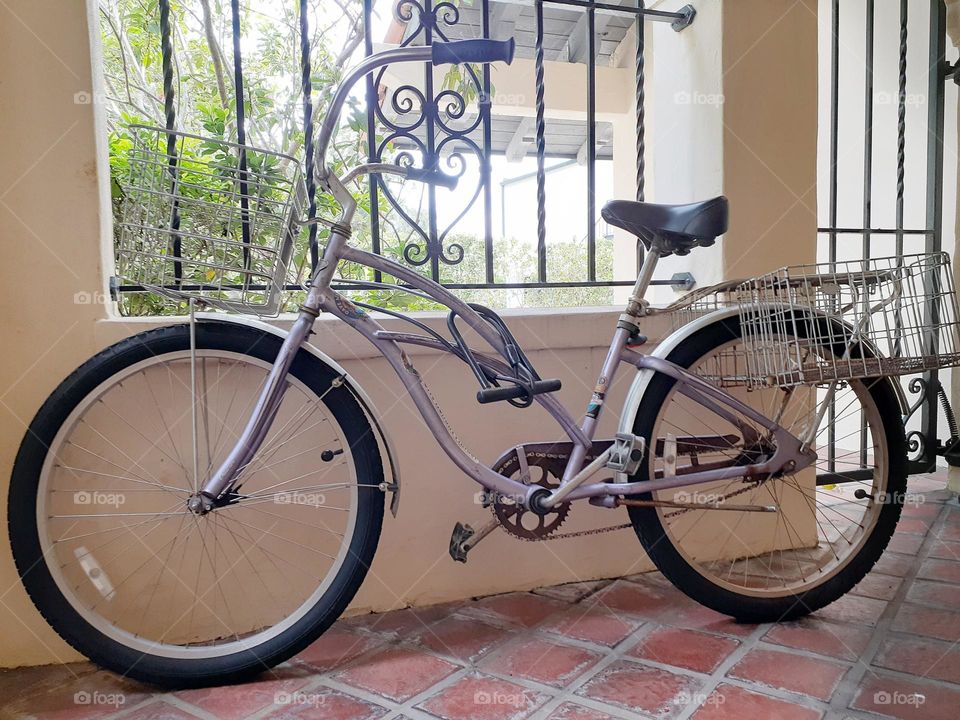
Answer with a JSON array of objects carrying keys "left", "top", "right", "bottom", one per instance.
[
  {"left": 9, "top": 323, "right": 384, "bottom": 687},
  {"left": 629, "top": 316, "right": 906, "bottom": 622}
]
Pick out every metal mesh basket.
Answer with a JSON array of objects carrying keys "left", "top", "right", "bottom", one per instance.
[
  {"left": 736, "top": 253, "right": 960, "bottom": 387},
  {"left": 115, "top": 125, "right": 304, "bottom": 315},
  {"left": 663, "top": 279, "right": 744, "bottom": 334}
]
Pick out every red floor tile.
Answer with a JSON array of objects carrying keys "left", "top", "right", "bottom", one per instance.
[
  {"left": 544, "top": 702, "right": 614, "bottom": 720},
  {"left": 293, "top": 627, "right": 382, "bottom": 672},
  {"left": 1, "top": 671, "right": 152, "bottom": 720},
  {"left": 412, "top": 615, "right": 510, "bottom": 663},
  {"left": 534, "top": 580, "right": 610, "bottom": 603},
  {"left": 416, "top": 672, "right": 548, "bottom": 720},
  {"left": 588, "top": 579, "right": 681, "bottom": 618},
  {"left": 888, "top": 533, "right": 925, "bottom": 555},
  {"left": 928, "top": 539, "right": 960, "bottom": 561},
  {"left": 347, "top": 604, "right": 452, "bottom": 638},
  {"left": 895, "top": 517, "right": 934, "bottom": 535},
  {"left": 874, "top": 635, "right": 960, "bottom": 685},
  {"left": 905, "top": 578, "right": 958, "bottom": 609},
  {"left": 334, "top": 647, "right": 458, "bottom": 702},
  {"left": 851, "top": 572, "right": 903, "bottom": 601},
  {"left": 539, "top": 606, "right": 642, "bottom": 647},
  {"left": 575, "top": 660, "right": 702, "bottom": 718},
  {"left": 468, "top": 593, "right": 568, "bottom": 628},
  {"left": 813, "top": 593, "right": 887, "bottom": 626},
  {"left": 852, "top": 672, "right": 960, "bottom": 720},
  {"left": 726, "top": 648, "right": 847, "bottom": 701},
  {"left": 175, "top": 676, "right": 311, "bottom": 720},
  {"left": 121, "top": 701, "right": 205, "bottom": 720},
  {"left": 917, "top": 558, "right": 960, "bottom": 584},
  {"left": 263, "top": 687, "right": 388, "bottom": 719},
  {"left": 629, "top": 627, "right": 740, "bottom": 674},
  {"left": 938, "top": 523, "right": 960, "bottom": 542},
  {"left": 892, "top": 603, "right": 960, "bottom": 642},
  {"left": 690, "top": 684, "right": 822, "bottom": 720},
  {"left": 762, "top": 617, "right": 873, "bottom": 661},
  {"left": 901, "top": 501, "right": 942, "bottom": 520},
  {"left": 873, "top": 552, "right": 915, "bottom": 577},
  {"left": 480, "top": 637, "right": 602, "bottom": 688},
  {"left": 663, "top": 604, "right": 756, "bottom": 638},
  {"left": 0, "top": 664, "right": 88, "bottom": 708}
]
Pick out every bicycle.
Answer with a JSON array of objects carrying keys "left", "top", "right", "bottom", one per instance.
[{"left": 9, "top": 38, "right": 960, "bottom": 688}]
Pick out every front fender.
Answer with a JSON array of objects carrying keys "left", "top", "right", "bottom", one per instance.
[
  {"left": 618, "top": 305, "right": 909, "bottom": 439},
  {"left": 196, "top": 313, "right": 402, "bottom": 516}
]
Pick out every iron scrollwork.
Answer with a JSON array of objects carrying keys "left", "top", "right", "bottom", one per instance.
[
  {"left": 904, "top": 376, "right": 928, "bottom": 463},
  {"left": 367, "top": 0, "right": 489, "bottom": 272}
]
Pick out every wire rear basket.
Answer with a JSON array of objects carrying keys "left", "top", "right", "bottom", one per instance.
[
  {"left": 115, "top": 125, "right": 304, "bottom": 315},
  {"left": 736, "top": 253, "right": 960, "bottom": 387},
  {"left": 664, "top": 279, "right": 744, "bottom": 334}
]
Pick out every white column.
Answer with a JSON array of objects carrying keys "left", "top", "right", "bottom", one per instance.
[{"left": 946, "top": 0, "right": 960, "bottom": 497}]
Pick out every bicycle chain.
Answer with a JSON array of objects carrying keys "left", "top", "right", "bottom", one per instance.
[{"left": 538, "top": 483, "right": 762, "bottom": 541}]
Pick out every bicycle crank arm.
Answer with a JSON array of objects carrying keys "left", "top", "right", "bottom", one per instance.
[{"left": 618, "top": 498, "right": 777, "bottom": 513}]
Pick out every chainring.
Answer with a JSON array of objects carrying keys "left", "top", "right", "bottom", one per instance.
[{"left": 490, "top": 450, "right": 571, "bottom": 541}]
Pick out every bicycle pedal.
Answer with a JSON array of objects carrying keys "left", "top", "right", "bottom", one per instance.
[
  {"left": 449, "top": 522, "right": 475, "bottom": 563},
  {"left": 606, "top": 433, "right": 645, "bottom": 475}
]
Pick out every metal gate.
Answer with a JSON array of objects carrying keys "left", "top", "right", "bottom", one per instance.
[{"left": 819, "top": 0, "right": 955, "bottom": 473}]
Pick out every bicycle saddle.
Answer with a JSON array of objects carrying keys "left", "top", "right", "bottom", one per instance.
[{"left": 601, "top": 196, "right": 729, "bottom": 256}]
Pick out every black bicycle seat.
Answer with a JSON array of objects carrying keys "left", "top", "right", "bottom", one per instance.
[{"left": 601, "top": 196, "right": 729, "bottom": 256}]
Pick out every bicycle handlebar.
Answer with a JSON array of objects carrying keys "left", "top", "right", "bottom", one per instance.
[
  {"left": 432, "top": 38, "right": 515, "bottom": 66},
  {"left": 316, "top": 40, "right": 515, "bottom": 178},
  {"left": 406, "top": 166, "right": 459, "bottom": 190}
]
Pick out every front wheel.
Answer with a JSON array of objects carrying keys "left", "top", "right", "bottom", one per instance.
[
  {"left": 628, "top": 315, "right": 907, "bottom": 622},
  {"left": 9, "top": 322, "right": 385, "bottom": 687}
]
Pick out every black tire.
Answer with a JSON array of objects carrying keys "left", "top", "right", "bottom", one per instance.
[
  {"left": 9, "top": 322, "right": 384, "bottom": 687},
  {"left": 628, "top": 315, "right": 907, "bottom": 623}
]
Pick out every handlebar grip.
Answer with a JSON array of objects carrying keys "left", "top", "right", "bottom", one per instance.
[
  {"left": 476, "top": 378, "right": 561, "bottom": 405},
  {"left": 431, "top": 39, "right": 515, "bottom": 66},
  {"left": 405, "top": 167, "right": 458, "bottom": 190}
]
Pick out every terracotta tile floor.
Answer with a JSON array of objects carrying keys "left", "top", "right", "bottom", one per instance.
[{"left": 2, "top": 473, "right": 959, "bottom": 720}]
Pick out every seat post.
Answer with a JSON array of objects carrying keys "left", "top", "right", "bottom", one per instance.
[
  {"left": 632, "top": 243, "right": 662, "bottom": 305},
  {"left": 616, "top": 241, "right": 662, "bottom": 340}
]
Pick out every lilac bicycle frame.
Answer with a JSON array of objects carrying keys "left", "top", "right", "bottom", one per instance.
[{"left": 194, "top": 45, "right": 815, "bottom": 514}]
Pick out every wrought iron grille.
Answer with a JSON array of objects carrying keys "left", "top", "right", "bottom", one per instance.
[
  {"left": 819, "top": 0, "right": 955, "bottom": 473},
  {"left": 356, "top": 0, "right": 692, "bottom": 293}
]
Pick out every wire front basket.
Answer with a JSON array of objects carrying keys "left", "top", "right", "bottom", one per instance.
[
  {"left": 736, "top": 253, "right": 960, "bottom": 387},
  {"left": 116, "top": 125, "right": 304, "bottom": 315}
]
